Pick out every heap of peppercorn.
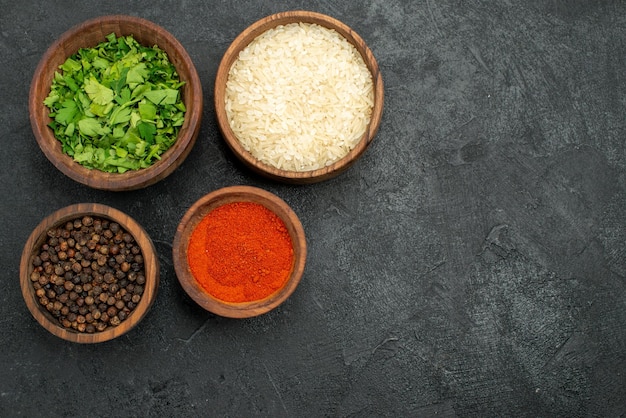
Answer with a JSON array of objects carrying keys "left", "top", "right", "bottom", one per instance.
[{"left": 29, "top": 215, "right": 145, "bottom": 333}]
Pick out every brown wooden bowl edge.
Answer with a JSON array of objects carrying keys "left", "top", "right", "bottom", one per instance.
[
  {"left": 172, "top": 186, "right": 307, "bottom": 318},
  {"left": 29, "top": 15, "right": 203, "bottom": 192},
  {"left": 213, "top": 10, "right": 384, "bottom": 185},
  {"left": 20, "top": 203, "right": 160, "bottom": 343}
]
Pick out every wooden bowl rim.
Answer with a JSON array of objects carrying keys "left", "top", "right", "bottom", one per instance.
[
  {"left": 214, "top": 10, "right": 384, "bottom": 184},
  {"left": 172, "top": 185, "right": 307, "bottom": 318},
  {"left": 29, "top": 14, "right": 203, "bottom": 191},
  {"left": 20, "top": 203, "right": 160, "bottom": 343}
]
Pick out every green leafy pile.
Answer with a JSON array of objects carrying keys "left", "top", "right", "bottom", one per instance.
[{"left": 44, "top": 33, "right": 186, "bottom": 173}]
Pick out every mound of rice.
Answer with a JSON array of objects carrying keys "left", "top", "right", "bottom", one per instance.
[{"left": 225, "top": 22, "right": 374, "bottom": 172}]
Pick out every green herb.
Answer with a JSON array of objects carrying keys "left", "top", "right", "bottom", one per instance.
[{"left": 44, "top": 33, "right": 186, "bottom": 173}]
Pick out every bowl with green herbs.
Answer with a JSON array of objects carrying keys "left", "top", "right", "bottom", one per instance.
[{"left": 29, "top": 15, "right": 202, "bottom": 191}]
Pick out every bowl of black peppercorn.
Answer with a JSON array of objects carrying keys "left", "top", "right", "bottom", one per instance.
[{"left": 20, "top": 203, "right": 159, "bottom": 343}]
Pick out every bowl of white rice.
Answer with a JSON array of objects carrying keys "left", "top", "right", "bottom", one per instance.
[{"left": 214, "top": 10, "right": 384, "bottom": 184}]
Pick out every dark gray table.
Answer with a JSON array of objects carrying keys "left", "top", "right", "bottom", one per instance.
[{"left": 1, "top": 1, "right": 624, "bottom": 416}]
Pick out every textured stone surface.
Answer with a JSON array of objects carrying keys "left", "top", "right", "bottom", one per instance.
[{"left": 1, "top": 1, "right": 624, "bottom": 416}]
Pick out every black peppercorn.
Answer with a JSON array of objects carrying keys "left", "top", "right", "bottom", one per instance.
[
  {"left": 103, "top": 272, "right": 115, "bottom": 284},
  {"left": 30, "top": 215, "right": 147, "bottom": 334}
]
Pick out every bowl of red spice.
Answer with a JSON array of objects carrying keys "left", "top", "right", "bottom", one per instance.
[
  {"left": 173, "top": 186, "right": 307, "bottom": 318},
  {"left": 29, "top": 15, "right": 203, "bottom": 191},
  {"left": 214, "top": 10, "right": 384, "bottom": 184},
  {"left": 20, "top": 203, "right": 159, "bottom": 343}
]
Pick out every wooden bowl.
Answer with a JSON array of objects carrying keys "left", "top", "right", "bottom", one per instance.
[
  {"left": 214, "top": 10, "right": 384, "bottom": 184},
  {"left": 29, "top": 15, "right": 203, "bottom": 191},
  {"left": 172, "top": 186, "right": 307, "bottom": 318},
  {"left": 20, "top": 203, "right": 159, "bottom": 343}
]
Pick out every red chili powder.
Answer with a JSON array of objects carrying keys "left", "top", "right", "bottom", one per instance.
[{"left": 187, "top": 201, "right": 294, "bottom": 303}]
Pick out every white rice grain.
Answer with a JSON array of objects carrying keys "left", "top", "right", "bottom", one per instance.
[{"left": 225, "top": 22, "right": 374, "bottom": 172}]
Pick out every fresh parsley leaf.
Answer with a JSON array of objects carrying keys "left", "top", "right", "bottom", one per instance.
[
  {"left": 138, "top": 101, "right": 157, "bottom": 120},
  {"left": 138, "top": 121, "right": 157, "bottom": 142},
  {"left": 127, "top": 63, "right": 149, "bottom": 85},
  {"left": 60, "top": 57, "right": 82, "bottom": 74},
  {"left": 64, "top": 122, "right": 75, "bottom": 137},
  {"left": 89, "top": 102, "right": 114, "bottom": 118},
  {"left": 74, "top": 149, "right": 93, "bottom": 163},
  {"left": 78, "top": 118, "right": 109, "bottom": 137},
  {"left": 109, "top": 106, "right": 132, "bottom": 125},
  {"left": 117, "top": 87, "right": 132, "bottom": 105},
  {"left": 43, "top": 91, "right": 59, "bottom": 108},
  {"left": 144, "top": 89, "right": 179, "bottom": 105},
  {"left": 84, "top": 76, "right": 114, "bottom": 105},
  {"left": 54, "top": 100, "right": 78, "bottom": 126}
]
